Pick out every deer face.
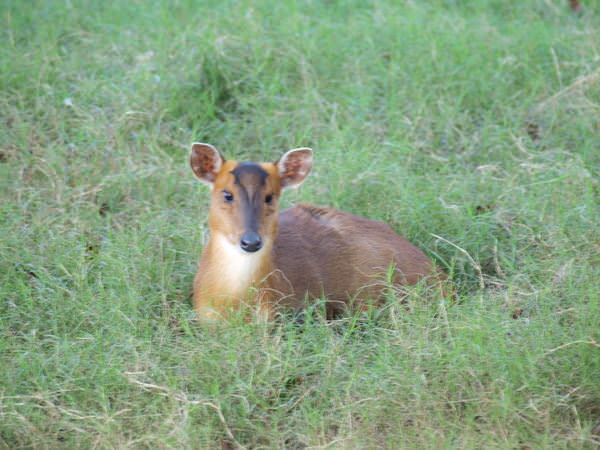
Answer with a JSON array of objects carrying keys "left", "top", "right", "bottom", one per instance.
[{"left": 190, "top": 143, "right": 313, "bottom": 253}]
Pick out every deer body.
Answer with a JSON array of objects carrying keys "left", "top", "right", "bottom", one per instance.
[{"left": 190, "top": 143, "right": 441, "bottom": 321}]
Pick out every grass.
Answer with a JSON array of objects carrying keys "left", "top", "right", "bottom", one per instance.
[{"left": 1, "top": 0, "right": 599, "bottom": 448}]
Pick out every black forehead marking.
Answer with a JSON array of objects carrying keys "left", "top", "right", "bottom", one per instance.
[{"left": 231, "top": 162, "right": 268, "bottom": 187}]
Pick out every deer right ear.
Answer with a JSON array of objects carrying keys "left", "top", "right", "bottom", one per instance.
[
  {"left": 190, "top": 143, "right": 225, "bottom": 186},
  {"left": 276, "top": 147, "right": 313, "bottom": 189}
]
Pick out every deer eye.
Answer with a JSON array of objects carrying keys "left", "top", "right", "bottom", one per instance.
[
  {"left": 223, "top": 190, "right": 234, "bottom": 203},
  {"left": 265, "top": 194, "right": 273, "bottom": 205}
]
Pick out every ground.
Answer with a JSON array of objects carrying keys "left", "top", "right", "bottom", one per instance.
[{"left": 1, "top": 0, "right": 599, "bottom": 448}]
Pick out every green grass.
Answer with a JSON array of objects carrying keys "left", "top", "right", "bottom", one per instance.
[{"left": 1, "top": 0, "right": 600, "bottom": 448}]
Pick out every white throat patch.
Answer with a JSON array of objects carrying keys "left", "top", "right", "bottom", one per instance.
[{"left": 213, "top": 234, "right": 267, "bottom": 294}]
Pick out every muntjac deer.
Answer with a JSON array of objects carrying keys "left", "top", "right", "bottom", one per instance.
[{"left": 190, "top": 143, "right": 444, "bottom": 321}]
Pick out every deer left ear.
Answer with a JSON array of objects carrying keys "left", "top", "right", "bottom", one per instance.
[
  {"left": 190, "top": 143, "right": 225, "bottom": 186},
  {"left": 276, "top": 148, "right": 313, "bottom": 189}
]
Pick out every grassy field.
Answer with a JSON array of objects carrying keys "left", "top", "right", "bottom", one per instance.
[{"left": 1, "top": 0, "right": 599, "bottom": 448}]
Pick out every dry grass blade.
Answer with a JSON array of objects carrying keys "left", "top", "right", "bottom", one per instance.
[
  {"left": 531, "top": 66, "right": 600, "bottom": 115},
  {"left": 431, "top": 233, "right": 485, "bottom": 290},
  {"left": 543, "top": 340, "right": 600, "bottom": 356},
  {"left": 123, "top": 373, "right": 246, "bottom": 450}
]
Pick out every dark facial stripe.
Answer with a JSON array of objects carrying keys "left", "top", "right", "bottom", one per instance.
[
  {"left": 231, "top": 162, "right": 268, "bottom": 186},
  {"left": 231, "top": 163, "right": 268, "bottom": 234},
  {"left": 237, "top": 185, "right": 261, "bottom": 233}
]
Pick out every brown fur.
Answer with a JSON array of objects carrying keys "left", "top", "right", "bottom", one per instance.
[
  {"left": 271, "top": 204, "right": 440, "bottom": 316},
  {"left": 190, "top": 146, "right": 444, "bottom": 321}
]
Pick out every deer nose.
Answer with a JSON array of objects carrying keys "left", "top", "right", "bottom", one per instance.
[{"left": 240, "top": 232, "right": 262, "bottom": 253}]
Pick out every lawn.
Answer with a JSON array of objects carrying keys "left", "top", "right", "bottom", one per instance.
[{"left": 1, "top": 0, "right": 599, "bottom": 448}]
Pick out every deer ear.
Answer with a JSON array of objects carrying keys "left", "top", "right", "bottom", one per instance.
[
  {"left": 190, "top": 143, "right": 225, "bottom": 186},
  {"left": 276, "top": 148, "right": 313, "bottom": 189}
]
